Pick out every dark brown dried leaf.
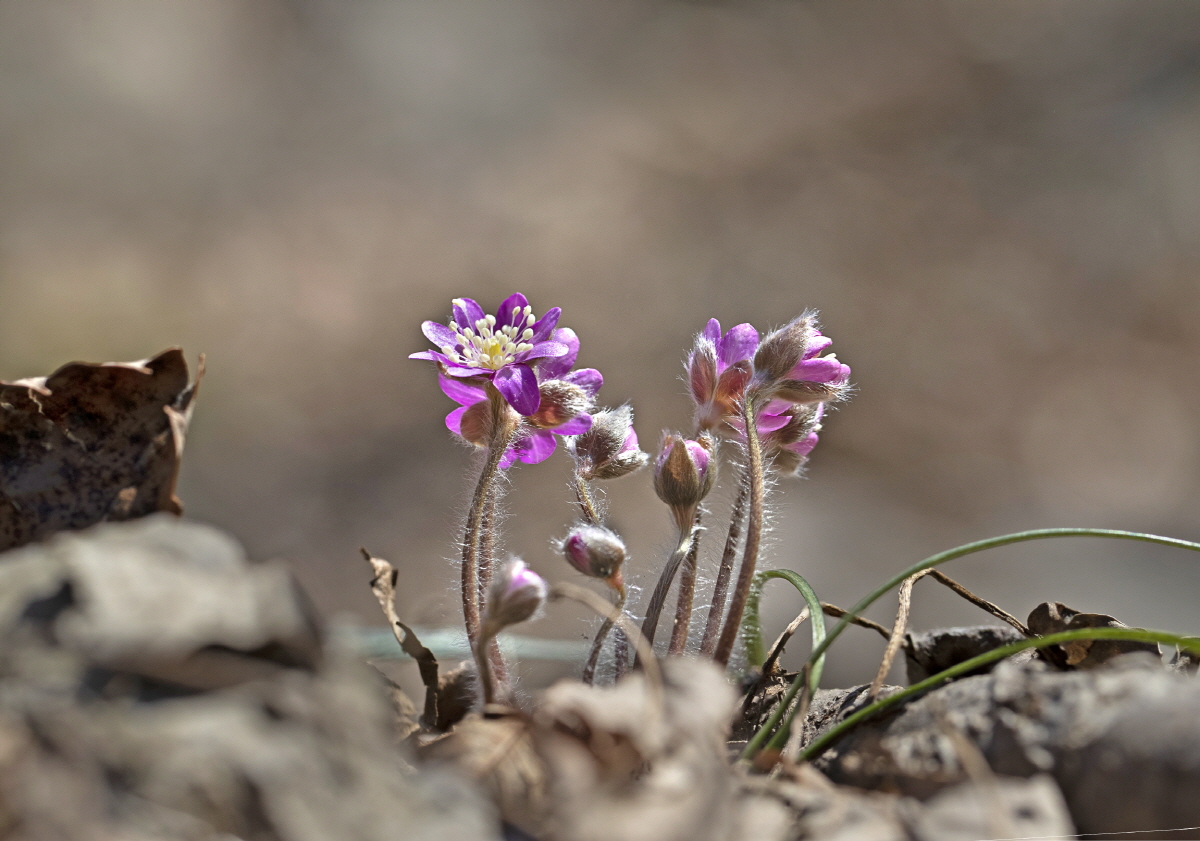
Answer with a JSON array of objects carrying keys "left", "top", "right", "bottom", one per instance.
[{"left": 0, "top": 348, "right": 200, "bottom": 552}]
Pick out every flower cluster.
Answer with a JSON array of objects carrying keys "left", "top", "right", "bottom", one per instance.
[
  {"left": 410, "top": 293, "right": 854, "bottom": 695},
  {"left": 687, "top": 314, "right": 849, "bottom": 474},
  {"left": 412, "top": 294, "right": 602, "bottom": 467}
]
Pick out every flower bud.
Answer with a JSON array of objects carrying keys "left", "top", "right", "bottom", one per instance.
[
  {"left": 530, "top": 379, "right": 592, "bottom": 430},
  {"left": 653, "top": 432, "right": 716, "bottom": 528},
  {"left": 753, "top": 313, "right": 818, "bottom": 387},
  {"left": 483, "top": 559, "right": 547, "bottom": 635},
  {"left": 570, "top": 406, "right": 649, "bottom": 480},
  {"left": 560, "top": 523, "right": 627, "bottom": 592}
]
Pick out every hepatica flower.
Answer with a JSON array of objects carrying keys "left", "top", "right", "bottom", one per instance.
[
  {"left": 686, "top": 313, "right": 850, "bottom": 469},
  {"left": 413, "top": 294, "right": 602, "bottom": 467},
  {"left": 412, "top": 294, "right": 568, "bottom": 414}
]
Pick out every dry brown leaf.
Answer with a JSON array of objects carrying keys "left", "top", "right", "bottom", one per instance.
[
  {"left": 1027, "top": 601, "right": 1159, "bottom": 669},
  {"left": 0, "top": 348, "right": 200, "bottom": 551}
]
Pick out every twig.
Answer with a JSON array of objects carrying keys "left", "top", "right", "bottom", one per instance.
[
  {"left": 924, "top": 569, "right": 1032, "bottom": 637},
  {"left": 869, "top": 570, "right": 929, "bottom": 698},
  {"left": 761, "top": 607, "right": 810, "bottom": 677},
  {"left": 819, "top": 603, "right": 893, "bottom": 641}
]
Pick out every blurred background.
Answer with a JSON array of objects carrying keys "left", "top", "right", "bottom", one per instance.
[{"left": 3, "top": 0, "right": 1200, "bottom": 688}]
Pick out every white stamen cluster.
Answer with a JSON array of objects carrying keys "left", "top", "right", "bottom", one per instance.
[{"left": 442, "top": 303, "right": 537, "bottom": 370}]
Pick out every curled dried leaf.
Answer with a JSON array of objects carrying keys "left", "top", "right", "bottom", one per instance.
[{"left": 0, "top": 348, "right": 201, "bottom": 551}]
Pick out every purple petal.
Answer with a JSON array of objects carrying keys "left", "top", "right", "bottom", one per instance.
[
  {"left": 451, "top": 298, "right": 485, "bottom": 330},
  {"left": 529, "top": 307, "right": 561, "bottom": 344},
  {"left": 445, "top": 406, "right": 468, "bottom": 435},
  {"left": 537, "top": 328, "right": 579, "bottom": 379},
  {"left": 494, "top": 363, "right": 541, "bottom": 415},
  {"left": 564, "top": 367, "right": 603, "bottom": 397},
  {"left": 684, "top": 439, "right": 710, "bottom": 475},
  {"left": 519, "top": 340, "right": 569, "bottom": 361},
  {"left": 496, "top": 293, "right": 530, "bottom": 330},
  {"left": 622, "top": 427, "right": 639, "bottom": 452},
  {"left": 409, "top": 350, "right": 450, "bottom": 363},
  {"left": 789, "top": 432, "right": 819, "bottom": 457},
  {"left": 720, "top": 323, "right": 760, "bottom": 367},
  {"left": 439, "top": 374, "right": 486, "bottom": 406},
  {"left": 554, "top": 413, "right": 593, "bottom": 435},
  {"left": 755, "top": 412, "right": 791, "bottom": 433},
  {"left": 422, "top": 321, "right": 459, "bottom": 349},
  {"left": 442, "top": 365, "right": 495, "bottom": 378},
  {"left": 790, "top": 357, "right": 849, "bottom": 384},
  {"left": 515, "top": 430, "right": 557, "bottom": 464},
  {"left": 499, "top": 447, "right": 519, "bottom": 469},
  {"left": 803, "top": 335, "right": 833, "bottom": 359},
  {"left": 703, "top": 319, "right": 722, "bottom": 343}
]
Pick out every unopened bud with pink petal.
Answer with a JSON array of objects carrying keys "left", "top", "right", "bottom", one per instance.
[
  {"left": 569, "top": 405, "right": 649, "bottom": 480},
  {"left": 560, "top": 523, "right": 627, "bottom": 593},
  {"left": 483, "top": 559, "right": 548, "bottom": 635},
  {"left": 654, "top": 432, "right": 717, "bottom": 529}
]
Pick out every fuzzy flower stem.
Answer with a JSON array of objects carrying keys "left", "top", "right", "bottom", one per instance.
[
  {"left": 636, "top": 524, "right": 697, "bottom": 668},
  {"left": 478, "top": 491, "right": 509, "bottom": 689},
  {"left": 581, "top": 591, "right": 626, "bottom": 684},
  {"left": 476, "top": 627, "right": 500, "bottom": 705},
  {"left": 462, "top": 392, "right": 517, "bottom": 676},
  {"left": 700, "top": 473, "right": 748, "bottom": 655},
  {"left": 668, "top": 510, "right": 703, "bottom": 655},
  {"left": 572, "top": 472, "right": 603, "bottom": 525},
  {"left": 714, "top": 389, "right": 766, "bottom": 666}
]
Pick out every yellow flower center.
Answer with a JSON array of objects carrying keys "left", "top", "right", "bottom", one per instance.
[{"left": 441, "top": 301, "right": 537, "bottom": 370}]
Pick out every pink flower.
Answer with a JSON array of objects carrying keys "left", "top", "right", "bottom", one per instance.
[
  {"left": 411, "top": 293, "right": 569, "bottom": 416},
  {"left": 434, "top": 324, "right": 603, "bottom": 468}
]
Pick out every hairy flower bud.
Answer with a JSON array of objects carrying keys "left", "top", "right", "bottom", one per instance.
[
  {"left": 570, "top": 405, "right": 649, "bottom": 480},
  {"left": 560, "top": 523, "right": 627, "bottom": 592},
  {"left": 530, "top": 379, "right": 592, "bottom": 430},
  {"left": 753, "top": 314, "right": 817, "bottom": 387},
  {"left": 483, "top": 559, "right": 547, "bottom": 635},
  {"left": 654, "top": 432, "right": 716, "bottom": 529},
  {"left": 762, "top": 404, "right": 824, "bottom": 477}
]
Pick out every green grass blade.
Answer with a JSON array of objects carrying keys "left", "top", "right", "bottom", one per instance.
[{"left": 799, "top": 626, "right": 1200, "bottom": 762}]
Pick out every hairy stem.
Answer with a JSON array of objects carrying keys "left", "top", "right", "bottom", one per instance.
[
  {"left": 700, "top": 473, "right": 748, "bottom": 655},
  {"left": 636, "top": 525, "right": 697, "bottom": 667},
  {"left": 572, "top": 472, "right": 603, "bottom": 525},
  {"left": 668, "top": 511, "right": 703, "bottom": 654},
  {"left": 714, "top": 391, "right": 765, "bottom": 666},
  {"left": 462, "top": 393, "right": 516, "bottom": 703},
  {"left": 582, "top": 591, "right": 626, "bottom": 684},
  {"left": 478, "top": 490, "right": 509, "bottom": 689}
]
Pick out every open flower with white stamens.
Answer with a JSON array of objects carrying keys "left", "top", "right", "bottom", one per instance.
[{"left": 411, "top": 293, "right": 570, "bottom": 416}]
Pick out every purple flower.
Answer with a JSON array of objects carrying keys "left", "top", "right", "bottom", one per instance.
[
  {"left": 411, "top": 294, "right": 570, "bottom": 416},
  {"left": 433, "top": 321, "right": 603, "bottom": 468},
  {"left": 688, "top": 319, "right": 758, "bottom": 434},
  {"left": 688, "top": 315, "right": 849, "bottom": 438}
]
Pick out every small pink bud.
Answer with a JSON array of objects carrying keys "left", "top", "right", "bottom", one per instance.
[
  {"left": 560, "top": 524, "right": 627, "bottom": 591},
  {"left": 653, "top": 432, "right": 716, "bottom": 528},
  {"left": 569, "top": 405, "right": 649, "bottom": 480},
  {"left": 483, "top": 559, "right": 547, "bottom": 634}
]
